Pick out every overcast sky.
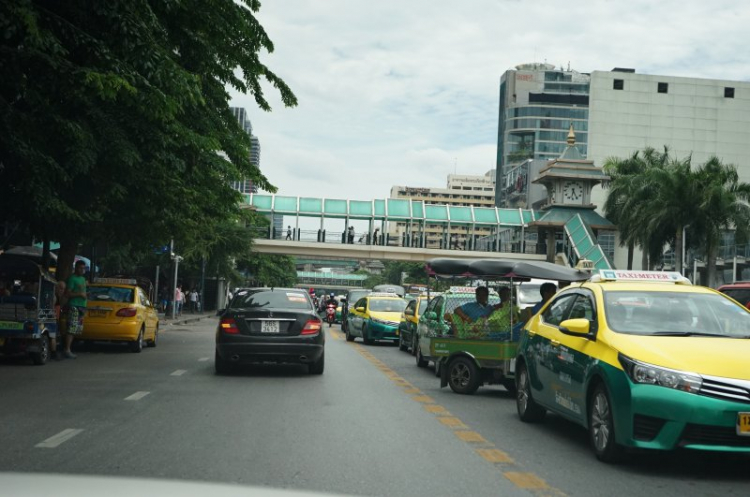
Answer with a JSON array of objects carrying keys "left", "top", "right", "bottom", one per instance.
[{"left": 229, "top": 0, "right": 750, "bottom": 203}]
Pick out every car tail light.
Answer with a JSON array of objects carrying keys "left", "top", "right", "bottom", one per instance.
[
  {"left": 301, "top": 319, "right": 322, "bottom": 335},
  {"left": 219, "top": 317, "right": 239, "bottom": 334},
  {"left": 116, "top": 307, "right": 137, "bottom": 317}
]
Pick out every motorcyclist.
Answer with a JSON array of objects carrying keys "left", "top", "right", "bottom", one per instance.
[{"left": 325, "top": 293, "right": 338, "bottom": 308}]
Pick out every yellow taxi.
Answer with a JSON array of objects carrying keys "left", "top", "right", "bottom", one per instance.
[
  {"left": 398, "top": 293, "right": 440, "bottom": 355},
  {"left": 516, "top": 270, "right": 750, "bottom": 462},
  {"left": 344, "top": 292, "right": 407, "bottom": 344},
  {"left": 82, "top": 278, "right": 159, "bottom": 352}
]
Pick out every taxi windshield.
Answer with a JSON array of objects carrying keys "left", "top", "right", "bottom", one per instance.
[
  {"left": 604, "top": 290, "right": 750, "bottom": 337},
  {"left": 369, "top": 299, "right": 407, "bottom": 313}
]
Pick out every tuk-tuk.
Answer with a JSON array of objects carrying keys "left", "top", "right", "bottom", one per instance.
[
  {"left": 0, "top": 255, "right": 58, "bottom": 365},
  {"left": 417, "top": 258, "right": 590, "bottom": 395}
]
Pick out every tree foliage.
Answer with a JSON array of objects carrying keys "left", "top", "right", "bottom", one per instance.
[
  {"left": 603, "top": 147, "right": 750, "bottom": 286},
  {"left": 0, "top": 0, "right": 296, "bottom": 281}
]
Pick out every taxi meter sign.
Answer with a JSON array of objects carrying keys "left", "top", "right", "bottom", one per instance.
[{"left": 598, "top": 270, "right": 689, "bottom": 283}]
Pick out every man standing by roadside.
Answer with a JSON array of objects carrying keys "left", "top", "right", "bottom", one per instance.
[
  {"left": 63, "top": 260, "right": 87, "bottom": 359},
  {"left": 189, "top": 288, "right": 198, "bottom": 313}
]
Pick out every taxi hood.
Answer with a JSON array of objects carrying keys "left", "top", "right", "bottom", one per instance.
[
  {"left": 370, "top": 311, "right": 403, "bottom": 322},
  {"left": 609, "top": 333, "right": 750, "bottom": 380}
]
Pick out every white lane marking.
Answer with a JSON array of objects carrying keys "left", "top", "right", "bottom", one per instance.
[
  {"left": 35, "top": 429, "right": 84, "bottom": 448},
  {"left": 170, "top": 369, "right": 187, "bottom": 376},
  {"left": 198, "top": 357, "right": 209, "bottom": 362},
  {"left": 124, "top": 391, "right": 150, "bottom": 401}
]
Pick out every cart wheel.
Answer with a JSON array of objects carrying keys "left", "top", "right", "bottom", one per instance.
[
  {"left": 447, "top": 356, "right": 480, "bottom": 395},
  {"left": 31, "top": 333, "right": 50, "bottom": 365},
  {"left": 411, "top": 334, "right": 417, "bottom": 356},
  {"left": 416, "top": 343, "right": 428, "bottom": 368},
  {"left": 434, "top": 359, "right": 442, "bottom": 377},
  {"left": 516, "top": 363, "right": 546, "bottom": 422}
]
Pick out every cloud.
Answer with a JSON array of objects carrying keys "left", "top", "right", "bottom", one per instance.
[{"left": 229, "top": 0, "right": 750, "bottom": 201}]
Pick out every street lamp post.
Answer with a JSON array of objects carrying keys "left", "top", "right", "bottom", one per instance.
[{"left": 170, "top": 239, "right": 183, "bottom": 320}]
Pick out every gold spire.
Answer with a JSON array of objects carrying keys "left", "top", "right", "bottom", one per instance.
[{"left": 567, "top": 123, "right": 576, "bottom": 146}]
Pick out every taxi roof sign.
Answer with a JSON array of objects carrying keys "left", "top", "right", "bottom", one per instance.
[
  {"left": 591, "top": 270, "right": 691, "bottom": 285},
  {"left": 93, "top": 277, "right": 138, "bottom": 285}
]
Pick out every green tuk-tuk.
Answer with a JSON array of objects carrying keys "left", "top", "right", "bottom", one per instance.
[
  {"left": 417, "top": 258, "right": 590, "bottom": 395},
  {"left": 0, "top": 255, "right": 58, "bottom": 365}
]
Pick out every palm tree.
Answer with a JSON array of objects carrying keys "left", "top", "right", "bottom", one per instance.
[
  {"left": 693, "top": 158, "right": 750, "bottom": 287},
  {"left": 633, "top": 153, "right": 699, "bottom": 274},
  {"left": 603, "top": 147, "right": 674, "bottom": 270}
]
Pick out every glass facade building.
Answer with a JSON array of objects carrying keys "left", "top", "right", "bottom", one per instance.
[{"left": 496, "top": 63, "right": 590, "bottom": 206}]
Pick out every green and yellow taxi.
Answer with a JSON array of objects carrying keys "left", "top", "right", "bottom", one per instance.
[
  {"left": 345, "top": 292, "right": 407, "bottom": 345},
  {"left": 397, "top": 293, "right": 434, "bottom": 354},
  {"left": 516, "top": 270, "right": 750, "bottom": 462},
  {"left": 82, "top": 278, "right": 159, "bottom": 353}
]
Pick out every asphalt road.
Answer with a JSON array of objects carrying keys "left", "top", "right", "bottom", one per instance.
[{"left": 1, "top": 318, "right": 748, "bottom": 497}]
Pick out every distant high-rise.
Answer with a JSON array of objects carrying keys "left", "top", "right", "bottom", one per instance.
[
  {"left": 495, "top": 63, "right": 590, "bottom": 206},
  {"left": 229, "top": 106, "right": 260, "bottom": 193}
]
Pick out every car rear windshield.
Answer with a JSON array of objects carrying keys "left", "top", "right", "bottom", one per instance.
[
  {"left": 369, "top": 299, "right": 407, "bottom": 312},
  {"left": 721, "top": 288, "right": 750, "bottom": 307},
  {"left": 604, "top": 290, "right": 750, "bottom": 337},
  {"left": 88, "top": 286, "right": 134, "bottom": 303},
  {"left": 231, "top": 290, "right": 311, "bottom": 310}
]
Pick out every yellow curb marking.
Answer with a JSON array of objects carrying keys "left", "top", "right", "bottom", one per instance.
[
  {"left": 438, "top": 417, "right": 468, "bottom": 429},
  {"left": 403, "top": 388, "right": 421, "bottom": 394},
  {"left": 477, "top": 448, "right": 514, "bottom": 464},
  {"left": 455, "top": 431, "right": 487, "bottom": 443},
  {"left": 423, "top": 404, "right": 449, "bottom": 414},
  {"left": 411, "top": 395, "right": 435, "bottom": 403},
  {"left": 503, "top": 472, "right": 550, "bottom": 490}
]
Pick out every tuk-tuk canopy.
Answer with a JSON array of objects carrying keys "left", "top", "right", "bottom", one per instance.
[
  {"left": 425, "top": 258, "right": 590, "bottom": 282},
  {"left": 0, "top": 254, "right": 57, "bottom": 284}
]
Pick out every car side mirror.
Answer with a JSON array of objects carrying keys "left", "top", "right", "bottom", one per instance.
[
  {"left": 559, "top": 318, "right": 593, "bottom": 338},
  {"left": 356, "top": 306, "right": 365, "bottom": 312}
]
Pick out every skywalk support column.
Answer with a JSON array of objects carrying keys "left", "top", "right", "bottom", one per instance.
[{"left": 547, "top": 229, "right": 556, "bottom": 263}]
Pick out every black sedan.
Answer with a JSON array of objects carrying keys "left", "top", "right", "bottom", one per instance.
[{"left": 215, "top": 288, "right": 325, "bottom": 375}]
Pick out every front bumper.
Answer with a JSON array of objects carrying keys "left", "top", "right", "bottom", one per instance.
[
  {"left": 367, "top": 320, "right": 399, "bottom": 340},
  {"left": 608, "top": 368, "right": 750, "bottom": 452}
]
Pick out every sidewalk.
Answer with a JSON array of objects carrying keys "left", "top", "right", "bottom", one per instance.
[{"left": 159, "top": 312, "right": 216, "bottom": 326}]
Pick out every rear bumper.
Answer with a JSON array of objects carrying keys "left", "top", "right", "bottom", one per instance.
[
  {"left": 80, "top": 320, "right": 141, "bottom": 341},
  {"left": 217, "top": 342, "right": 324, "bottom": 365}
]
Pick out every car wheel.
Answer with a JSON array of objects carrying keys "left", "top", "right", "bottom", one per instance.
[
  {"left": 147, "top": 326, "right": 158, "bottom": 348},
  {"left": 589, "top": 383, "right": 625, "bottom": 463},
  {"left": 345, "top": 325, "right": 354, "bottom": 342},
  {"left": 516, "top": 363, "right": 546, "bottom": 422},
  {"left": 214, "top": 349, "right": 232, "bottom": 375},
  {"left": 309, "top": 352, "right": 325, "bottom": 375},
  {"left": 502, "top": 378, "right": 517, "bottom": 395},
  {"left": 416, "top": 343, "right": 428, "bottom": 368},
  {"left": 130, "top": 329, "right": 144, "bottom": 353},
  {"left": 362, "top": 324, "right": 373, "bottom": 345},
  {"left": 411, "top": 334, "right": 417, "bottom": 356},
  {"left": 398, "top": 333, "right": 407, "bottom": 351},
  {"left": 31, "top": 333, "right": 50, "bottom": 365},
  {"left": 447, "top": 357, "right": 480, "bottom": 395}
]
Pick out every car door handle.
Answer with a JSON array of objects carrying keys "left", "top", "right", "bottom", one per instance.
[{"left": 550, "top": 340, "right": 561, "bottom": 347}]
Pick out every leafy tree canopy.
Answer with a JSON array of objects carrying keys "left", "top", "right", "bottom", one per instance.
[{"left": 0, "top": 0, "right": 296, "bottom": 280}]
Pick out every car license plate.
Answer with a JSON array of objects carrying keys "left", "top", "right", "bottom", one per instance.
[
  {"left": 738, "top": 413, "right": 750, "bottom": 436},
  {"left": 90, "top": 309, "right": 108, "bottom": 318},
  {"left": 0, "top": 320, "right": 24, "bottom": 330},
  {"left": 261, "top": 320, "right": 280, "bottom": 333}
]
